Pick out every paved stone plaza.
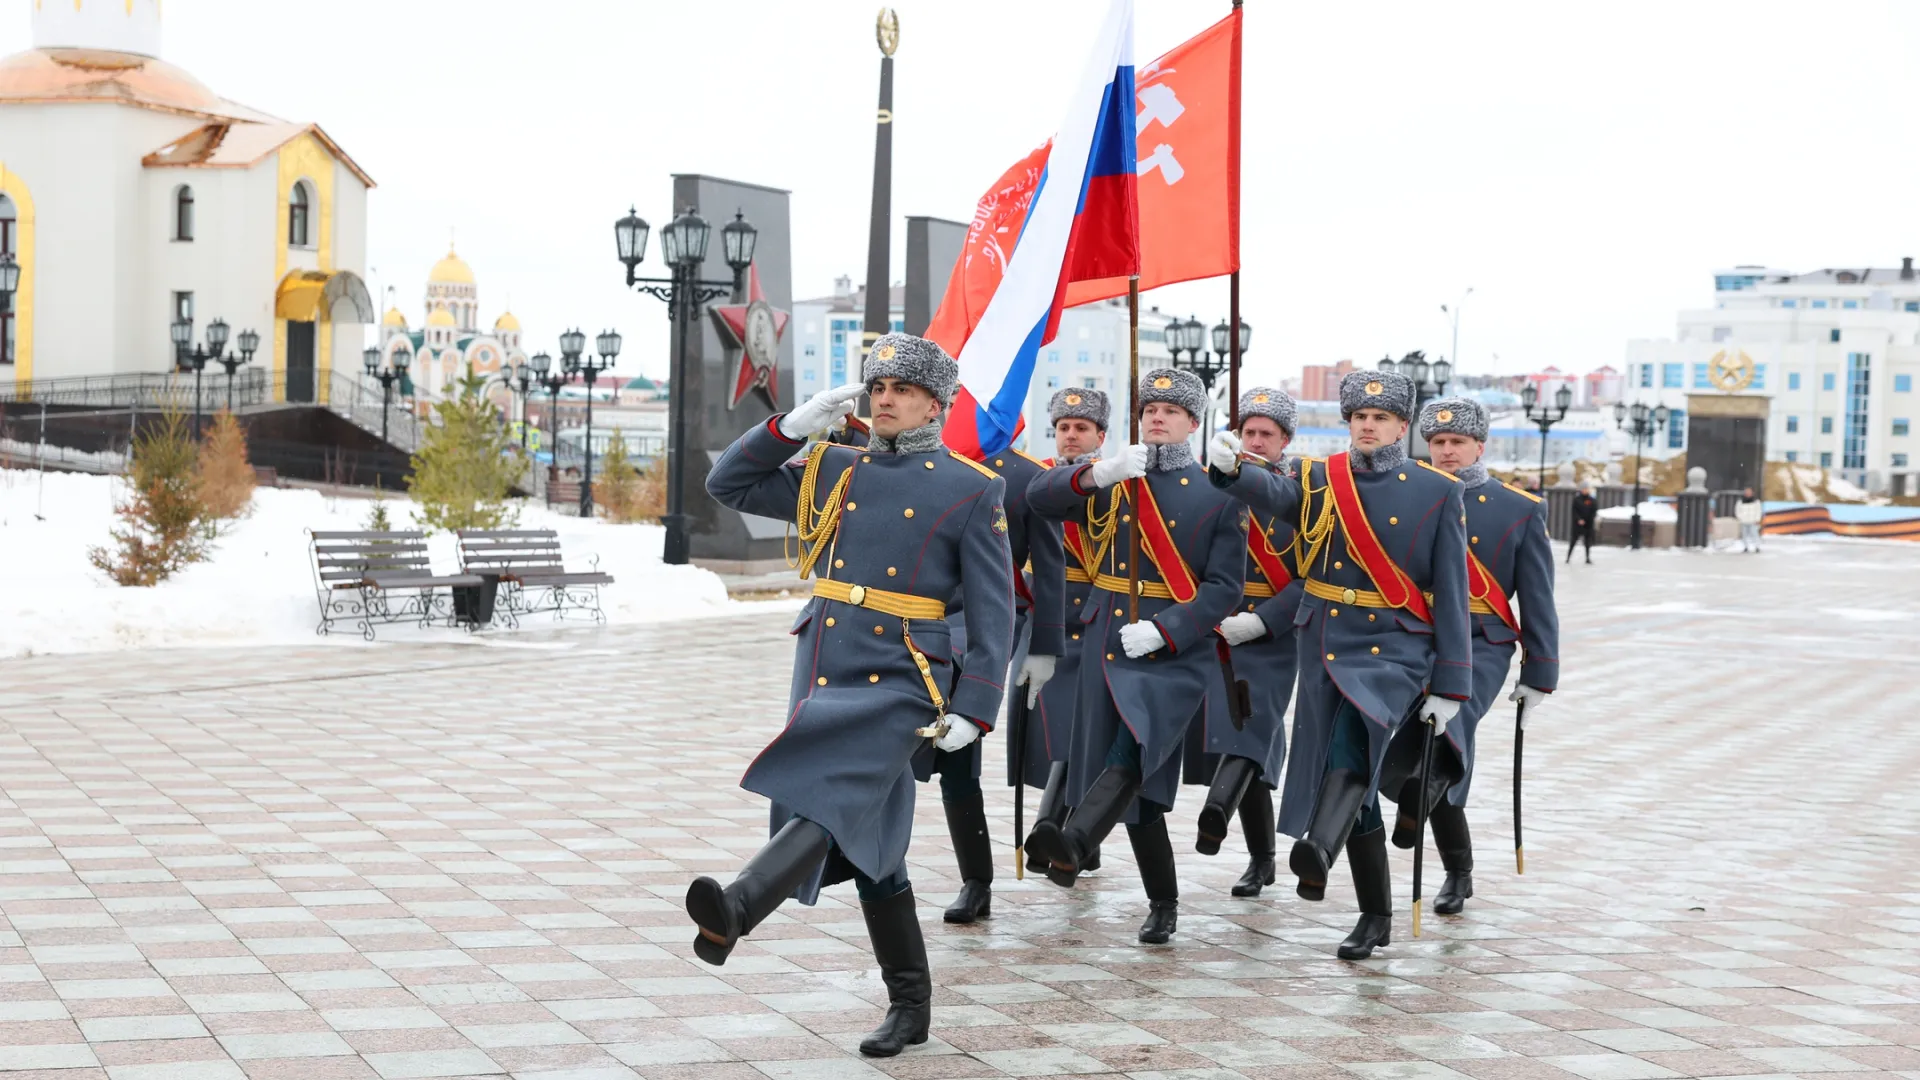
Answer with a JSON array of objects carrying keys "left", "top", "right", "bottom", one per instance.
[{"left": 2, "top": 540, "right": 1919, "bottom": 1080}]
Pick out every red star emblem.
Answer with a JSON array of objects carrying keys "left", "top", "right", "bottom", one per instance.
[{"left": 710, "top": 263, "right": 789, "bottom": 411}]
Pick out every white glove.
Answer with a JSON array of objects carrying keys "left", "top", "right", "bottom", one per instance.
[
  {"left": 778, "top": 383, "right": 864, "bottom": 440},
  {"left": 1017, "top": 654, "right": 1056, "bottom": 709},
  {"left": 1119, "top": 621, "right": 1166, "bottom": 659},
  {"left": 1509, "top": 684, "right": 1548, "bottom": 728},
  {"left": 1208, "top": 431, "right": 1243, "bottom": 475},
  {"left": 1086, "top": 444, "right": 1149, "bottom": 488},
  {"left": 933, "top": 716, "right": 982, "bottom": 753},
  {"left": 1218, "top": 610, "right": 1267, "bottom": 646},
  {"left": 1419, "top": 694, "right": 1461, "bottom": 737}
]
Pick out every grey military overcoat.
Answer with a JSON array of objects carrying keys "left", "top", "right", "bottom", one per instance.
[
  {"left": 1029, "top": 459, "right": 1247, "bottom": 813},
  {"left": 706, "top": 418, "right": 1015, "bottom": 899},
  {"left": 1214, "top": 455, "right": 1472, "bottom": 838}
]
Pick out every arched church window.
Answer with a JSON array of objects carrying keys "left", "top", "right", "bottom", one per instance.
[
  {"left": 288, "top": 182, "right": 311, "bottom": 247},
  {"left": 173, "top": 186, "right": 194, "bottom": 241}
]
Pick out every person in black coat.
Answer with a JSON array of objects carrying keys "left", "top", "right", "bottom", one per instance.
[{"left": 1568, "top": 483, "right": 1598, "bottom": 564}]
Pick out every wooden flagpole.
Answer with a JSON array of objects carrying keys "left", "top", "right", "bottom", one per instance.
[
  {"left": 1227, "top": 0, "right": 1244, "bottom": 430},
  {"left": 1127, "top": 275, "right": 1141, "bottom": 624}
]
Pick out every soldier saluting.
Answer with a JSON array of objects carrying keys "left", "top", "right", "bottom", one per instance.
[
  {"left": 1206, "top": 370, "right": 1471, "bottom": 960},
  {"left": 1020, "top": 388, "right": 1116, "bottom": 876},
  {"left": 1191, "top": 387, "right": 1305, "bottom": 897},
  {"left": 1410, "top": 398, "right": 1558, "bottom": 915},
  {"left": 1025, "top": 367, "right": 1248, "bottom": 945},
  {"left": 694, "top": 333, "right": 1014, "bottom": 1057}
]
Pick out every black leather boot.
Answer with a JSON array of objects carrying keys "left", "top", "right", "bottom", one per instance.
[
  {"left": 1128, "top": 815, "right": 1179, "bottom": 944},
  {"left": 858, "top": 886, "right": 931, "bottom": 1057},
  {"left": 1232, "top": 782, "right": 1277, "bottom": 897},
  {"left": 1337, "top": 827, "right": 1393, "bottom": 960},
  {"left": 1288, "top": 769, "right": 1368, "bottom": 902},
  {"left": 685, "top": 817, "right": 830, "bottom": 966},
  {"left": 1391, "top": 753, "right": 1459, "bottom": 850},
  {"left": 1196, "top": 755, "right": 1258, "bottom": 856},
  {"left": 1025, "top": 763, "right": 1069, "bottom": 874},
  {"left": 941, "top": 791, "right": 994, "bottom": 924},
  {"left": 1026, "top": 765, "right": 1139, "bottom": 888},
  {"left": 1430, "top": 799, "right": 1474, "bottom": 915}
]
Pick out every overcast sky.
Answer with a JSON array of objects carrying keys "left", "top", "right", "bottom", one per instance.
[{"left": 16, "top": 0, "right": 1920, "bottom": 384}]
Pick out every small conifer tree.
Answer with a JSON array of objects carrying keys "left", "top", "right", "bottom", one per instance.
[
  {"left": 594, "top": 429, "right": 647, "bottom": 523},
  {"left": 196, "top": 409, "right": 256, "bottom": 524},
  {"left": 89, "top": 411, "right": 212, "bottom": 586},
  {"left": 406, "top": 367, "right": 524, "bottom": 533}
]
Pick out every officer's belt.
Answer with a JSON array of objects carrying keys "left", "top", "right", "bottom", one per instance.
[
  {"left": 1469, "top": 597, "right": 1500, "bottom": 616},
  {"left": 1242, "top": 582, "right": 1276, "bottom": 598},
  {"left": 1304, "top": 578, "right": 1435, "bottom": 611},
  {"left": 1092, "top": 572, "right": 1176, "bottom": 600},
  {"left": 811, "top": 579, "right": 948, "bottom": 621},
  {"left": 1065, "top": 567, "right": 1094, "bottom": 584}
]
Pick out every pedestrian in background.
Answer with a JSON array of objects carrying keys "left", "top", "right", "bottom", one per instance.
[
  {"left": 1735, "top": 487, "right": 1764, "bottom": 552},
  {"left": 1567, "top": 483, "right": 1598, "bottom": 564}
]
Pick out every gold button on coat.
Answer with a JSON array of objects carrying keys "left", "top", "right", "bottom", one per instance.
[
  {"left": 834, "top": 558, "right": 845, "bottom": 568},
  {"left": 1398, "top": 473, "right": 1408, "bottom": 480},
  {"left": 924, "top": 461, "right": 935, "bottom": 469},
  {"left": 846, "top": 502, "right": 856, "bottom": 510},
  {"left": 874, "top": 625, "right": 884, "bottom": 635},
  {"left": 1114, "top": 609, "right": 1123, "bottom": 616},
  {"left": 903, "top": 508, "right": 914, "bottom": 518},
  {"left": 1389, "top": 516, "right": 1398, "bottom": 525},
  {"left": 1179, "top": 477, "right": 1190, "bottom": 485},
  {"left": 1472, "top": 536, "right": 1479, "bottom": 544},
  {"left": 816, "top": 677, "right": 827, "bottom": 686},
  {"left": 1333, "top": 561, "right": 1343, "bottom": 570},
  {"left": 887, "top": 567, "right": 897, "bottom": 576},
  {"left": 1478, "top": 494, "right": 1487, "bottom": 502},
  {"left": 869, "top": 674, "right": 880, "bottom": 683},
  {"left": 1330, "top": 607, "right": 1340, "bottom": 617},
  {"left": 1107, "top": 653, "right": 1116, "bottom": 661},
  {"left": 862, "top": 455, "right": 871, "bottom": 462},
  {"left": 1326, "top": 652, "right": 1336, "bottom": 660},
  {"left": 1371, "top": 646, "right": 1381, "bottom": 654},
  {"left": 995, "top": 458, "right": 1004, "bottom": 467},
  {"left": 825, "top": 617, "right": 835, "bottom": 627}
]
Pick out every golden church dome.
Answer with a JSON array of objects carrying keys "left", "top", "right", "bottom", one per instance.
[
  {"left": 493, "top": 311, "right": 521, "bottom": 332},
  {"left": 428, "top": 246, "right": 474, "bottom": 285},
  {"left": 426, "top": 308, "right": 456, "bottom": 328},
  {"left": 382, "top": 307, "right": 407, "bottom": 328}
]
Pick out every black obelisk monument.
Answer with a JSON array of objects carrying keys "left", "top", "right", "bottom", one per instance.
[{"left": 861, "top": 8, "right": 900, "bottom": 367}]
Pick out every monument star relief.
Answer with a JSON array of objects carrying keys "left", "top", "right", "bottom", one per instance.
[{"left": 710, "top": 262, "right": 789, "bottom": 410}]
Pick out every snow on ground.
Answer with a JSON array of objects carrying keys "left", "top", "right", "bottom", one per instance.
[
  {"left": 1596, "top": 500, "right": 1678, "bottom": 523},
  {"left": 0, "top": 468, "right": 790, "bottom": 659}
]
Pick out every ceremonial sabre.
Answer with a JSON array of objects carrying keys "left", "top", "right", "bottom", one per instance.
[
  {"left": 1513, "top": 699, "right": 1525, "bottom": 875},
  {"left": 1011, "top": 684, "right": 1029, "bottom": 879},
  {"left": 1214, "top": 637, "right": 1251, "bottom": 732},
  {"left": 1411, "top": 710, "right": 1439, "bottom": 938}
]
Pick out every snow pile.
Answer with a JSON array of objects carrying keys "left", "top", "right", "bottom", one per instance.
[
  {"left": 1597, "top": 501, "right": 1677, "bottom": 524},
  {"left": 0, "top": 469, "right": 771, "bottom": 659}
]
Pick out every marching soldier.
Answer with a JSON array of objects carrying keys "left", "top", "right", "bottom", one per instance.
[
  {"left": 1022, "top": 387, "right": 1116, "bottom": 875},
  {"left": 1025, "top": 368, "right": 1248, "bottom": 944},
  {"left": 928, "top": 411, "right": 1065, "bottom": 924},
  {"left": 1191, "top": 388, "right": 1304, "bottom": 897},
  {"left": 694, "top": 333, "right": 1014, "bottom": 1057},
  {"left": 1410, "top": 398, "right": 1557, "bottom": 915},
  {"left": 1206, "top": 370, "right": 1471, "bottom": 960}
]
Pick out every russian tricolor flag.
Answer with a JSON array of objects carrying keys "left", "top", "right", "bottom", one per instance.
[{"left": 941, "top": 0, "right": 1139, "bottom": 460}]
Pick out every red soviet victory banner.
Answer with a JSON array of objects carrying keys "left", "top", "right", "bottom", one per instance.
[
  {"left": 1064, "top": 7, "right": 1241, "bottom": 306},
  {"left": 925, "top": 143, "right": 1050, "bottom": 359}
]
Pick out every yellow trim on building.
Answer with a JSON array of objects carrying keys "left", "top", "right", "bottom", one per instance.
[
  {"left": 0, "top": 163, "right": 34, "bottom": 384},
  {"left": 274, "top": 134, "right": 335, "bottom": 404}
]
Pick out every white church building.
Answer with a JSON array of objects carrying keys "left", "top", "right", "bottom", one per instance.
[{"left": 0, "top": 0, "right": 374, "bottom": 403}]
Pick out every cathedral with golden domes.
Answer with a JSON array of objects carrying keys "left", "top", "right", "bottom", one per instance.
[{"left": 375, "top": 245, "right": 527, "bottom": 407}]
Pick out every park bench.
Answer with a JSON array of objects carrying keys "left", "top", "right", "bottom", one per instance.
[
  {"left": 457, "top": 529, "right": 613, "bottom": 627},
  {"left": 309, "top": 530, "right": 482, "bottom": 640}
]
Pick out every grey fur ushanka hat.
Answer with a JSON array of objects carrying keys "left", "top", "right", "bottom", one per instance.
[
  {"left": 863, "top": 332, "right": 959, "bottom": 406},
  {"left": 1417, "top": 396, "right": 1489, "bottom": 441},
  {"left": 1339, "top": 370, "right": 1416, "bottom": 421},
  {"left": 1048, "top": 387, "right": 1111, "bottom": 431},
  {"left": 1237, "top": 386, "right": 1297, "bottom": 436},
  {"left": 1138, "top": 367, "right": 1207, "bottom": 421}
]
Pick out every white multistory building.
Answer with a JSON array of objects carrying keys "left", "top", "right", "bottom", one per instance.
[
  {"left": 1625, "top": 262, "right": 1920, "bottom": 494},
  {"left": 0, "top": 0, "right": 374, "bottom": 402},
  {"left": 791, "top": 275, "right": 1175, "bottom": 460}
]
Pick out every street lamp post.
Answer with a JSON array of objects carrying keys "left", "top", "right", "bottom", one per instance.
[
  {"left": 172, "top": 317, "right": 259, "bottom": 437},
  {"left": 362, "top": 342, "right": 411, "bottom": 447},
  {"left": 1441, "top": 288, "right": 1472, "bottom": 374},
  {"left": 1612, "top": 400, "right": 1670, "bottom": 550},
  {"left": 1521, "top": 381, "right": 1574, "bottom": 491},
  {"left": 615, "top": 205, "right": 758, "bottom": 564},
  {"left": 528, "top": 351, "right": 565, "bottom": 505},
  {"left": 1378, "top": 350, "right": 1452, "bottom": 456},
  {"left": 560, "top": 328, "right": 621, "bottom": 519},
  {"left": 499, "top": 359, "right": 536, "bottom": 451},
  {"left": 1168, "top": 314, "right": 1231, "bottom": 436},
  {"left": 1210, "top": 316, "right": 1252, "bottom": 427}
]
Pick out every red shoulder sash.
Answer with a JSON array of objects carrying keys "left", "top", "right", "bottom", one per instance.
[
  {"left": 1325, "top": 451, "right": 1433, "bottom": 624},
  {"left": 1467, "top": 551, "right": 1517, "bottom": 631},
  {"left": 1132, "top": 477, "right": 1198, "bottom": 603},
  {"left": 1246, "top": 519, "right": 1293, "bottom": 592}
]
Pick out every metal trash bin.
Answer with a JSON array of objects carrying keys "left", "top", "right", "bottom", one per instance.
[{"left": 452, "top": 574, "right": 502, "bottom": 627}]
